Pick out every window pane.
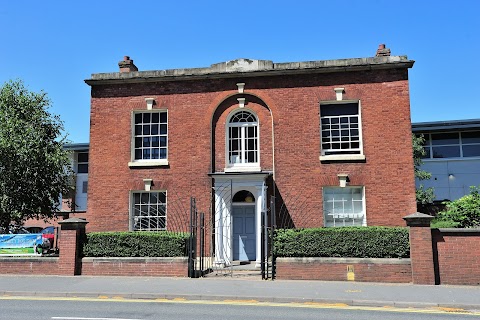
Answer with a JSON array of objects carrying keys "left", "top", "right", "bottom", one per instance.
[
  {"left": 431, "top": 132, "right": 459, "bottom": 145},
  {"left": 321, "top": 103, "right": 358, "bottom": 117},
  {"left": 160, "top": 112, "right": 167, "bottom": 123},
  {"left": 143, "top": 125, "right": 150, "bottom": 135},
  {"left": 151, "top": 124, "right": 159, "bottom": 135},
  {"left": 159, "top": 148, "right": 167, "bottom": 159},
  {"left": 143, "top": 137, "right": 151, "bottom": 147},
  {"left": 135, "top": 113, "right": 142, "bottom": 124},
  {"left": 151, "top": 136, "right": 159, "bottom": 147},
  {"left": 432, "top": 146, "right": 460, "bottom": 158},
  {"left": 160, "top": 124, "right": 167, "bottom": 135},
  {"left": 160, "top": 136, "right": 167, "bottom": 147},
  {"left": 143, "top": 113, "right": 151, "bottom": 123},
  {"left": 135, "top": 125, "right": 142, "bottom": 135},
  {"left": 463, "top": 145, "right": 480, "bottom": 157},
  {"left": 422, "top": 147, "right": 431, "bottom": 158},
  {"left": 134, "top": 137, "right": 141, "bottom": 148},
  {"left": 77, "top": 163, "right": 88, "bottom": 174},
  {"left": 143, "top": 149, "right": 151, "bottom": 159},
  {"left": 78, "top": 153, "right": 89, "bottom": 163},
  {"left": 134, "top": 149, "right": 142, "bottom": 160},
  {"left": 461, "top": 131, "right": 480, "bottom": 144},
  {"left": 159, "top": 192, "right": 166, "bottom": 203},
  {"left": 151, "top": 113, "right": 159, "bottom": 123},
  {"left": 152, "top": 149, "right": 159, "bottom": 159}
]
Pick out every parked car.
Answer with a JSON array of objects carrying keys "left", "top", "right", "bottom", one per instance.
[
  {"left": 41, "top": 226, "right": 56, "bottom": 251},
  {"left": 26, "top": 226, "right": 43, "bottom": 234}
]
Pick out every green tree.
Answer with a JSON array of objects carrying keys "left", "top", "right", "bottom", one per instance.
[
  {"left": 412, "top": 133, "right": 435, "bottom": 205},
  {"left": 0, "top": 80, "right": 73, "bottom": 233}
]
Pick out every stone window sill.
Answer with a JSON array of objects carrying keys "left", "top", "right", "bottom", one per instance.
[
  {"left": 319, "top": 154, "right": 366, "bottom": 162},
  {"left": 128, "top": 160, "right": 169, "bottom": 167}
]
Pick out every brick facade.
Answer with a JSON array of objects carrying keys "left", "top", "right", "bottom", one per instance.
[{"left": 85, "top": 53, "right": 417, "bottom": 233}]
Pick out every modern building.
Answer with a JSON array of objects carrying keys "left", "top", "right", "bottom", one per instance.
[
  {"left": 60, "top": 143, "right": 89, "bottom": 213},
  {"left": 84, "top": 44, "right": 417, "bottom": 266},
  {"left": 413, "top": 119, "right": 480, "bottom": 201}
]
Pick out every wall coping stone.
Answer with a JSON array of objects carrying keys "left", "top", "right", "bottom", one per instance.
[
  {"left": 82, "top": 257, "right": 188, "bottom": 263},
  {"left": 403, "top": 212, "right": 434, "bottom": 227},
  {"left": 0, "top": 257, "right": 59, "bottom": 262},
  {"left": 277, "top": 257, "right": 411, "bottom": 265},
  {"left": 85, "top": 56, "right": 414, "bottom": 85},
  {"left": 436, "top": 228, "right": 480, "bottom": 234}
]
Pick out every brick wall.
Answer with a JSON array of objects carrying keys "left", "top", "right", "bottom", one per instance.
[
  {"left": 81, "top": 257, "right": 187, "bottom": 277},
  {"left": 88, "top": 68, "right": 416, "bottom": 232},
  {"left": 433, "top": 229, "right": 480, "bottom": 285},
  {"left": 276, "top": 257, "right": 412, "bottom": 283},
  {"left": 0, "top": 257, "right": 58, "bottom": 275}
]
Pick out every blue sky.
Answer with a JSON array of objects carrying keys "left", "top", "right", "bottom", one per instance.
[{"left": 1, "top": 0, "right": 479, "bottom": 143}]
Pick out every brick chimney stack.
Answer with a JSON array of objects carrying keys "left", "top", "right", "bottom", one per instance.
[
  {"left": 376, "top": 44, "right": 391, "bottom": 57},
  {"left": 118, "top": 56, "right": 138, "bottom": 73}
]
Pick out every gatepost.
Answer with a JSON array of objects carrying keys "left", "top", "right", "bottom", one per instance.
[
  {"left": 58, "top": 218, "right": 88, "bottom": 275},
  {"left": 403, "top": 212, "right": 435, "bottom": 285}
]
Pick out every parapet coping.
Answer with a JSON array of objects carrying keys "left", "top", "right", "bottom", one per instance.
[
  {"left": 277, "top": 257, "right": 411, "bottom": 265},
  {"left": 85, "top": 55, "right": 414, "bottom": 85}
]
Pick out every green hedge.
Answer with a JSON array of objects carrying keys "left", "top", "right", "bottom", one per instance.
[
  {"left": 83, "top": 231, "right": 189, "bottom": 257},
  {"left": 274, "top": 227, "right": 409, "bottom": 258}
]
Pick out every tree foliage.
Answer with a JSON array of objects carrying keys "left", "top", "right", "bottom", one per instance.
[
  {"left": 0, "top": 80, "right": 73, "bottom": 232},
  {"left": 436, "top": 186, "right": 480, "bottom": 228},
  {"left": 412, "top": 134, "right": 435, "bottom": 205}
]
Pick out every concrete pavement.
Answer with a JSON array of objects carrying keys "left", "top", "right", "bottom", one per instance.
[{"left": 1, "top": 275, "right": 479, "bottom": 312}]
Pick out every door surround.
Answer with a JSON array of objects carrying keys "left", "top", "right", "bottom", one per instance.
[{"left": 212, "top": 173, "right": 269, "bottom": 267}]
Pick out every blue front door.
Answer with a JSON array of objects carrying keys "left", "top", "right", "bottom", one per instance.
[{"left": 232, "top": 206, "right": 256, "bottom": 261}]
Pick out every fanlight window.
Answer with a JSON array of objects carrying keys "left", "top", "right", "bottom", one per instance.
[{"left": 227, "top": 111, "right": 259, "bottom": 166}]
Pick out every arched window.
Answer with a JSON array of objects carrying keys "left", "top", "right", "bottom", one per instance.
[{"left": 227, "top": 110, "right": 259, "bottom": 167}]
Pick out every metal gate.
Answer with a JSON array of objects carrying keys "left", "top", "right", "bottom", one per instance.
[
  {"left": 187, "top": 197, "right": 209, "bottom": 278},
  {"left": 187, "top": 195, "right": 276, "bottom": 279}
]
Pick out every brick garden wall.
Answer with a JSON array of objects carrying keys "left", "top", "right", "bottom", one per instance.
[
  {"left": 276, "top": 257, "right": 412, "bottom": 283},
  {"left": 433, "top": 229, "right": 480, "bottom": 285},
  {"left": 0, "top": 257, "right": 59, "bottom": 275},
  {"left": 81, "top": 257, "right": 187, "bottom": 277}
]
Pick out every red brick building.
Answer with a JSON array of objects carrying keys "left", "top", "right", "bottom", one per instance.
[{"left": 85, "top": 44, "right": 416, "bottom": 267}]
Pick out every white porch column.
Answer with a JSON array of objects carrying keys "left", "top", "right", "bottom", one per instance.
[
  {"left": 255, "top": 185, "right": 264, "bottom": 267},
  {"left": 214, "top": 188, "right": 226, "bottom": 266}
]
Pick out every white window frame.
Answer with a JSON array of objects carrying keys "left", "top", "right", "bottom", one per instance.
[
  {"left": 319, "top": 100, "right": 365, "bottom": 161},
  {"left": 224, "top": 109, "right": 261, "bottom": 172},
  {"left": 130, "top": 190, "right": 167, "bottom": 231},
  {"left": 128, "top": 109, "right": 169, "bottom": 167},
  {"left": 322, "top": 186, "right": 366, "bottom": 227}
]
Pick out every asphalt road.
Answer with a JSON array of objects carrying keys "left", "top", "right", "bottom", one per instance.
[{"left": 0, "top": 297, "right": 478, "bottom": 320}]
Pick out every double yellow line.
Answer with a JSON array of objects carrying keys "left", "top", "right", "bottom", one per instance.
[{"left": 1, "top": 295, "right": 479, "bottom": 316}]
